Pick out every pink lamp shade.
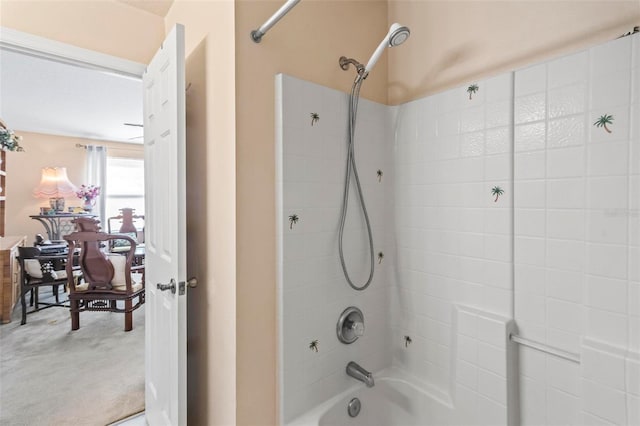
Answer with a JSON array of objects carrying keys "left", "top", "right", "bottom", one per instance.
[{"left": 33, "top": 167, "right": 78, "bottom": 212}]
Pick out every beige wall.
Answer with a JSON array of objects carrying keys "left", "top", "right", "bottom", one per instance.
[
  {"left": 5, "top": 131, "right": 83, "bottom": 240},
  {"left": 234, "top": 1, "right": 388, "bottom": 424},
  {"left": 387, "top": 0, "right": 640, "bottom": 104},
  {"left": 164, "top": 1, "right": 237, "bottom": 425},
  {"left": 5, "top": 131, "right": 142, "bottom": 241},
  {"left": 0, "top": 0, "right": 164, "bottom": 63}
]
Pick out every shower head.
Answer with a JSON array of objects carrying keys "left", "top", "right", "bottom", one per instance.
[
  {"left": 364, "top": 23, "right": 410, "bottom": 75},
  {"left": 388, "top": 23, "right": 410, "bottom": 47}
]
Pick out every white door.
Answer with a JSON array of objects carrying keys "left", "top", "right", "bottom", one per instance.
[{"left": 143, "top": 24, "right": 187, "bottom": 426}]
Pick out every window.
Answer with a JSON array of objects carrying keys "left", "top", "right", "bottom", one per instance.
[{"left": 105, "top": 157, "right": 144, "bottom": 220}]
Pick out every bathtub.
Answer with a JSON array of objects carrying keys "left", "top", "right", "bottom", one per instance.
[{"left": 287, "top": 369, "right": 454, "bottom": 426}]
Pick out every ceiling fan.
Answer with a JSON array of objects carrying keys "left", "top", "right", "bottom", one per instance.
[{"left": 124, "top": 122, "right": 143, "bottom": 140}]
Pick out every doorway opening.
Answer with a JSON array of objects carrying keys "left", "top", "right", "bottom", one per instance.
[{"left": 0, "top": 27, "right": 147, "bottom": 425}]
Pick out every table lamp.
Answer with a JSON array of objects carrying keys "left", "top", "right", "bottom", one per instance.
[{"left": 32, "top": 167, "right": 78, "bottom": 212}]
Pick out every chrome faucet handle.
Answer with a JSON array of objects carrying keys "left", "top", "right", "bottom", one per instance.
[
  {"left": 337, "top": 307, "right": 365, "bottom": 344},
  {"left": 349, "top": 320, "right": 365, "bottom": 337}
]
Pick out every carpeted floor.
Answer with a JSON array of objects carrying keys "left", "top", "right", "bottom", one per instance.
[{"left": 0, "top": 294, "right": 145, "bottom": 426}]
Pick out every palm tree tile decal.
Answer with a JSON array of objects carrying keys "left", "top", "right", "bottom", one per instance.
[
  {"left": 310, "top": 112, "right": 319, "bottom": 126},
  {"left": 378, "top": 252, "right": 384, "bottom": 264},
  {"left": 594, "top": 114, "right": 614, "bottom": 133},
  {"left": 309, "top": 340, "right": 319, "bottom": 352},
  {"left": 377, "top": 169, "right": 383, "bottom": 182},
  {"left": 288, "top": 214, "right": 299, "bottom": 229},
  {"left": 491, "top": 186, "right": 504, "bottom": 202},
  {"left": 467, "top": 84, "right": 479, "bottom": 100}
]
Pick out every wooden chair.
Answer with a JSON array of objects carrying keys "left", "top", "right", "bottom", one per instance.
[
  {"left": 107, "top": 208, "right": 145, "bottom": 242},
  {"left": 108, "top": 207, "right": 142, "bottom": 232},
  {"left": 63, "top": 217, "right": 145, "bottom": 332},
  {"left": 16, "top": 246, "right": 70, "bottom": 325}
]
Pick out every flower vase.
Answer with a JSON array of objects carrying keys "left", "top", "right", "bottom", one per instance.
[{"left": 82, "top": 199, "right": 95, "bottom": 212}]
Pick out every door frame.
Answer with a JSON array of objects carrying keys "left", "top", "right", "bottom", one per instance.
[{"left": 0, "top": 27, "right": 146, "bottom": 79}]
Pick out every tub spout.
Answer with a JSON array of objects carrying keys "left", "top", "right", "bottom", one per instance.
[{"left": 346, "top": 361, "right": 375, "bottom": 387}]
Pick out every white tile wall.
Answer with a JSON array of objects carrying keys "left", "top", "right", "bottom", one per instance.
[
  {"left": 278, "top": 75, "right": 393, "bottom": 422},
  {"left": 390, "top": 74, "right": 516, "bottom": 425},
  {"left": 278, "top": 32, "right": 640, "bottom": 426},
  {"left": 514, "top": 33, "right": 639, "bottom": 425},
  {"left": 452, "top": 306, "right": 513, "bottom": 425}
]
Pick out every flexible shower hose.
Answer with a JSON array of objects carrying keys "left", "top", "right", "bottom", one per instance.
[{"left": 338, "top": 76, "right": 375, "bottom": 291}]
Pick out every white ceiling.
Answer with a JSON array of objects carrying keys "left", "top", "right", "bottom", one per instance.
[{"left": 0, "top": 48, "right": 143, "bottom": 144}]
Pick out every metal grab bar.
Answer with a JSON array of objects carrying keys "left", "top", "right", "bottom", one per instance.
[{"left": 510, "top": 334, "right": 581, "bottom": 364}]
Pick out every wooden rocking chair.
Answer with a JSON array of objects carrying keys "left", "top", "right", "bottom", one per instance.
[{"left": 63, "top": 217, "right": 145, "bottom": 331}]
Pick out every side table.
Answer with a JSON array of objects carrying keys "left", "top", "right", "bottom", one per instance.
[{"left": 30, "top": 213, "right": 96, "bottom": 241}]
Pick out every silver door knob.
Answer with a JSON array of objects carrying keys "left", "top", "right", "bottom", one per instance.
[{"left": 157, "top": 278, "right": 176, "bottom": 294}]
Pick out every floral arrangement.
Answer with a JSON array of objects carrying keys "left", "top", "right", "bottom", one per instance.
[
  {"left": 0, "top": 126, "right": 24, "bottom": 152},
  {"left": 76, "top": 184, "right": 101, "bottom": 202}
]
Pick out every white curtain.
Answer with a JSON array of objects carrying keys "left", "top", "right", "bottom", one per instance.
[{"left": 86, "top": 145, "right": 107, "bottom": 227}]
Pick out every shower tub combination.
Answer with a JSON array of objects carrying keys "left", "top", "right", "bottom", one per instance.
[
  {"left": 288, "top": 369, "right": 458, "bottom": 426},
  {"left": 277, "top": 18, "right": 639, "bottom": 426},
  {"left": 282, "top": 304, "right": 516, "bottom": 426},
  {"left": 276, "top": 20, "right": 514, "bottom": 426}
]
